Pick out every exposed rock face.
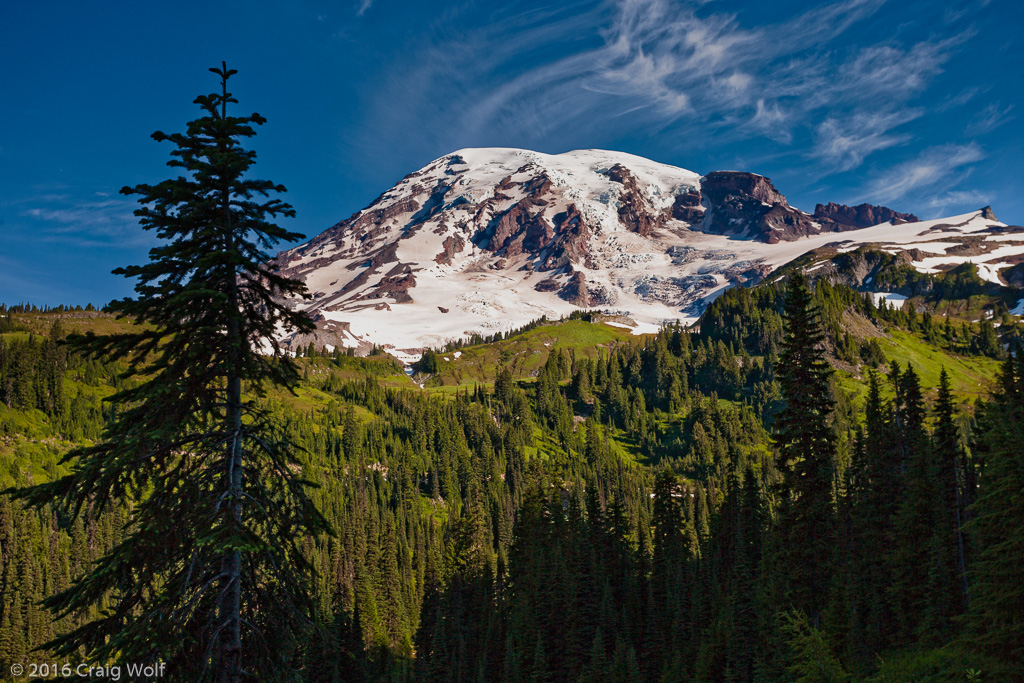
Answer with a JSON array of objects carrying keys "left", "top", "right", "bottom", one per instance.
[
  {"left": 370, "top": 272, "right": 416, "bottom": 304},
  {"left": 605, "top": 164, "right": 660, "bottom": 236},
  {"left": 700, "top": 171, "right": 818, "bottom": 243},
  {"left": 671, "top": 189, "right": 704, "bottom": 223},
  {"left": 823, "top": 248, "right": 933, "bottom": 296},
  {"left": 695, "top": 172, "right": 919, "bottom": 243},
  {"left": 541, "top": 205, "right": 592, "bottom": 271},
  {"left": 484, "top": 197, "right": 553, "bottom": 257},
  {"left": 560, "top": 270, "right": 593, "bottom": 306},
  {"left": 813, "top": 202, "right": 919, "bottom": 230},
  {"left": 703, "top": 171, "right": 787, "bottom": 205},
  {"left": 470, "top": 171, "right": 595, "bottom": 269},
  {"left": 280, "top": 316, "right": 374, "bottom": 356},
  {"left": 1002, "top": 262, "right": 1024, "bottom": 287},
  {"left": 434, "top": 234, "right": 466, "bottom": 265}
]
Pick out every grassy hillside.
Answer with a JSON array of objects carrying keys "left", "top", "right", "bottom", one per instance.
[
  {"left": 878, "top": 328, "right": 1001, "bottom": 396},
  {"left": 416, "top": 319, "right": 641, "bottom": 388}
]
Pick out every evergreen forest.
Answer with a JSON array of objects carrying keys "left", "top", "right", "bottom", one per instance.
[{"left": 1, "top": 276, "right": 1022, "bottom": 681}]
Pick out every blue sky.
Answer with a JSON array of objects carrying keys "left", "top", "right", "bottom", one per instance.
[{"left": 1, "top": 0, "right": 1021, "bottom": 306}]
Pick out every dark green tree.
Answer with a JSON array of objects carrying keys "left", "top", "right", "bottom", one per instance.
[
  {"left": 924, "top": 367, "right": 967, "bottom": 641},
  {"left": 846, "top": 370, "right": 899, "bottom": 664},
  {"left": 890, "top": 363, "right": 932, "bottom": 645},
  {"left": 9, "top": 64, "right": 327, "bottom": 682},
  {"left": 773, "top": 271, "right": 837, "bottom": 626},
  {"left": 961, "top": 352, "right": 1024, "bottom": 669}
]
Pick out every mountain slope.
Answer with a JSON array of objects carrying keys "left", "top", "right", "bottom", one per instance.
[{"left": 275, "top": 148, "right": 1022, "bottom": 358}]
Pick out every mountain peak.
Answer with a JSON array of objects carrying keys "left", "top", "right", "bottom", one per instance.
[{"left": 275, "top": 149, "right": 1015, "bottom": 358}]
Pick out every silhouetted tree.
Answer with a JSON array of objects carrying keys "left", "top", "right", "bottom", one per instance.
[{"left": 10, "top": 64, "right": 326, "bottom": 682}]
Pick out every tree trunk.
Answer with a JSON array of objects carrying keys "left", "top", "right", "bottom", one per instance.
[
  {"left": 218, "top": 371, "right": 243, "bottom": 683},
  {"left": 218, "top": 311, "right": 244, "bottom": 681},
  {"left": 217, "top": 90, "right": 244, "bottom": 681}
]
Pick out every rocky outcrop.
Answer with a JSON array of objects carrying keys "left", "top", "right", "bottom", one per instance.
[
  {"left": 757, "top": 204, "right": 822, "bottom": 242},
  {"left": 369, "top": 272, "right": 416, "bottom": 304},
  {"left": 558, "top": 269, "right": 613, "bottom": 307},
  {"left": 671, "top": 189, "right": 704, "bottom": 224},
  {"left": 434, "top": 234, "right": 466, "bottom": 265},
  {"left": 700, "top": 171, "right": 817, "bottom": 243},
  {"left": 475, "top": 172, "right": 572, "bottom": 259},
  {"left": 1001, "top": 262, "right": 1024, "bottom": 287},
  {"left": 813, "top": 202, "right": 918, "bottom": 230},
  {"left": 803, "top": 247, "right": 934, "bottom": 297},
  {"left": 702, "top": 171, "right": 787, "bottom": 205},
  {"left": 695, "top": 176, "right": 919, "bottom": 243},
  {"left": 559, "top": 270, "right": 592, "bottom": 306},
  {"left": 533, "top": 278, "right": 561, "bottom": 293},
  {"left": 484, "top": 199, "right": 554, "bottom": 257},
  {"left": 606, "top": 164, "right": 660, "bottom": 236},
  {"left": 539, "top": 205, "right": 592, "bottom": 271},
  {"left": 280, "top": 317, "right": 372, "bottom": 356}
]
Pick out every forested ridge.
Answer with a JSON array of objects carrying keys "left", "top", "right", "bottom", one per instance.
[{"left": 1, "top": 279, "right": 1022, "bottom": 681}]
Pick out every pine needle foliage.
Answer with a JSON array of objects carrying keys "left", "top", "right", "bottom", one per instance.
[
  {"left": 773, "top": 271, "right": 837, "bottom": 625},
  {"left": 9, "top": 64, "right": 328, "bottom": 682},
  {"left": 962, "top": 352, "right": 1024, "bottom": 670}
]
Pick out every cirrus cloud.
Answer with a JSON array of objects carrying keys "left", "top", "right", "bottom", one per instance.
[
  {"left": 366, "top": 0, "right": 977, "bottom": 178},
  {"left": 864, "top": 143, "right": 986, "bottom": 205}
]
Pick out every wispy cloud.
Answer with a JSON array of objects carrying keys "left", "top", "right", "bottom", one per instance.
[
  {"left": 750, "top": 99, "right": 791, "bottom": 143},
  {"left": 367, "top": 0, "right": 974, "bottom": 176},
  {"left": 937, "top": 86, "right": 981, "bottom": 111},
  {"left": 925, "top": 189, "right": 993, "bottom": 215},
  {"left": 812, "top": 110, "right": 919, "bottom": 171},
  {"left": 586, "top": 0, "right": 764, "bottom": 118},
  {"left": 966, "top": 102, "right": 1014, "bottom": 136},
  {"left": 864, "top": 143, "right": 986, "bottom": 205},
  {"left": 835, "top": 40, "right": 954, "bottom": 97},
  {"left": 356, "top": 0, "right": 372, "bottom": 17},
  {"left": 18, "top": 194, "right": 152, "bottom": 248}
]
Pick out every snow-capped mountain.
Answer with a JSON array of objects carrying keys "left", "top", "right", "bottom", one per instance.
[{"left": 274, "top": 148, "right": 1022, "bottom": 358}]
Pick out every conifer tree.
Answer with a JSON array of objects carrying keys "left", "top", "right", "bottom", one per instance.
[
  {"left": 890, "top": 363, "right": 932, "bottom": 644},
  {"left": 847, "top": 370, "right": 899, "bottom": 662},
  {"left": 773, "top": 271, "right": 836, "bottom": 626},
  {"left": 925, "top": 367, "right": 967, "bottom": 640},
  {"left": 962, "top": 352, "right": 1024, "bottom": 668},
  {"left": 649, "top": 468, "right": 685, "bottom": 672},
  {"left": 10, "top": 64, "right": 327, "bottom": 681}
]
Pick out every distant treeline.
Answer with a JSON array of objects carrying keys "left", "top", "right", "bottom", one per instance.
[
  {"left": 0, "top": 303, "right": 100, "bottom": 315},
  {"left": 438, "top": 310, "right": 596, "bottom": 353}
]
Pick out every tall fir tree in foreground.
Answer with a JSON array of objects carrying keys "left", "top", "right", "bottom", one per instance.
[
  {"left": 772, "top": 270, "right": 837, "bottom": 626},
  {"left": 11, "top": 64, "right": 326, "bottom": 682}
]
